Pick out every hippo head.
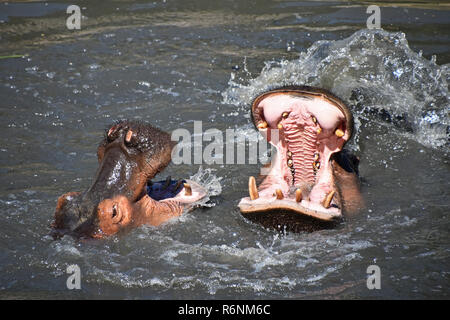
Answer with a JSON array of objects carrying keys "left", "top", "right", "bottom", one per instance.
[
  {"left": 239, "top": 86, "right": 363, "bottom": 231},
  {"left": 52, "top": 120, "right": 206, "bottom": 239}
]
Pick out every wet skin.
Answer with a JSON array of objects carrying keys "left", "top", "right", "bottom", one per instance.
[
  {"left": 239, "top": 86, "right": 364, "bottom": 232},
  {"left": 52, "top": 120, "right": 206, "bottom": 239}
]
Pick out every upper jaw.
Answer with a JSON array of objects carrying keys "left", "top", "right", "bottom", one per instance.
[{"left": 239, "top": 86, "right": 353, "bottom": 221}]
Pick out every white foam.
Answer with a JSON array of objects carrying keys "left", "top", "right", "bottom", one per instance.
[{"left": 223, "top": 29, "right": 449, "bottom": 151}]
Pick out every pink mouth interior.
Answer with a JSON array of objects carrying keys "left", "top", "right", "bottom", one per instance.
[{"left": 239, "top": 91, "right": 351, "bottom": 220}]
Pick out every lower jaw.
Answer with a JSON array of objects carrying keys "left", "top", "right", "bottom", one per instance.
[
  {"left": 239, "top": 197, "right": 341, "bottom": 221},
  {"left": 242, "top": 210, "right": 339, "bottom": 233},
  {"left": 239, "top": 121, "right": 342, "bottom": 221},
  {"left": 238, "top": 172, "right": 342, "bottom": 221}
]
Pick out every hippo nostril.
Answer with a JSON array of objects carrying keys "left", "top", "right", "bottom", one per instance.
[{"left": 111, "top": 203, "right": 123, "bottom": 224}]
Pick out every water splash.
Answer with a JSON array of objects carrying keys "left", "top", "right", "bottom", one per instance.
[
  {"left": 189, "top": 166, "right": 222, "bottom": 208},
  {"left": 223, "top": 29, "right": 449, "bottom": 150}
]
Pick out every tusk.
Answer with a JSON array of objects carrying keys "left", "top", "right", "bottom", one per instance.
[
  {"left": 183, "top": 183, "right": 192, "bottom": 196},
  {"left": 322, "top": 190, "right": 336, "bottom": 209},
  {"left": 335, "top": 129, "right": 344, "bottom": 138},
  {"left": 295, "top": 189, "right": 302, "bottom": 203},
  {"left": 257, "top": 121, "right": 268, "bottom": 129},
  {"left": 275, "top": 189, "right": 284, "bottom": 200},
  {"left": 248, "top": 176, "right": 259, "bottom": 200},
  {"left": 282, "top": 112, "right": 289, "bottom": 119}
]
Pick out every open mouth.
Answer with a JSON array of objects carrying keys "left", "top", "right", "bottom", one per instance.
[
  {"left": 146, "top": 176, "right": 206, "bottom": 205},
  {"left": 52, "top": 120, "right": 208, "bottom": 239},
  {"left": 239, "top": 86, "right": 353, "bottom": 221}
]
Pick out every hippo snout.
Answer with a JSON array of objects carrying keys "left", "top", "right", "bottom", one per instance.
[{"left": 52, "top": 192, "right": 99, "bottom": 237}]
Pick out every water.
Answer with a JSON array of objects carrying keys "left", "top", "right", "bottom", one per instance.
[{"left": 0, "top": 0, "right": 449, "bottom": 299}]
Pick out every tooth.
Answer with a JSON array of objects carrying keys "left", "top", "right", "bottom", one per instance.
[
  {"left": 287, "top": 151, "right": 292, "bottom": 157},
  {"left": 257, "top": 121, "right": 268, "bottom": 129},
  {"left": 311, "top": 116, "right": 317, "bottom": 124},
  {"left": 335, "top": 129, "right": 344, "bottom": 138},
  {"left": 322, "top": 191, "right": 336, "bottom": 209},
  {"left": 282, "top": 112, "right": 289, "bottom": 119},
  {"left": 317, "top": 127, "right": 322, "bottom": 134},
  {"left": 125, "top": 130, "right": 133, "bottom": 143},
  {"left": 183, "top": 183, "right": 192, "bottom": 196},
  {"left": 295, "top": 189, "right": 302, "bottom": 202},
  {"left": 275, "top": 189, "right": 284, "bottom": 200},
  {"left": 313, "top": 161, "right": 320, "bottom": 170},
  {"left": 314, "top": 153, "right": 320, "bottom": 161},
  {"left": 287, "top": 159, "right": 293, "bottom": 167},
  {"left": 248, "top": 176, "right": 259, "bottom": 200},
  {"left": 277, "top": 122, "right": 283, "bottom": 129}
]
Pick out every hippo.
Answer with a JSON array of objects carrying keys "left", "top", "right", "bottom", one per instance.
[
  {"left": 238, "top": 86, "right": 364, "bottom": 232},
  {"left": 52, "top": 120, "right": 206, "bottom": 238}
]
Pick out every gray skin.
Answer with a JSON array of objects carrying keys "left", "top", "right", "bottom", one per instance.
[{"left": 52, "top": 120, "right": 175, "bottom": 238}]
